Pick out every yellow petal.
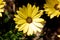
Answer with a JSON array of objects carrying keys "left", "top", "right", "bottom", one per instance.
[
  {"left": 18, "top": 23, "right": 27, "bottom": 31},
  {"left": 47, "top": 11, "right": 53, "bottom": 16},
  {"left": 27, "top": 3, "right": 32, "bottom": 17},
  {"left": 0, "top": 13, "right": 2, "bottom": 17},
  {"left": 0, "top": 0, "right": 2, "bottom": 2},
  {"left": 27, "top": 23, "right": 33, "bottom": 35},
  {"left": 22, "top": 5, "right": 28, "bottom": 17},
  {"left": 31, "top": 6, "right": 39, "bottom": 17},
  {"left": 0, "top": 5, "right": 4, "bottom": 8},
  {"left": 19, "top": 7, "right": 24, "bottom": 13},
  {"left": 32, "top": 5, "right": 36, "bottom": 9},
  {"left": 30, "top": 23, "right": 41, "bottom": 33},
  {"left": 14, "top": 18, "right": 20, "bottom": 22},
  {"left": 0, "top": 9, "right": 4, "bottom": 12},
  {"left": 58, "top": 0, "right": 60, "bottom": 2},
  {"left": 15, "top": 19, "right": 26, "bottom": 25},
  {"left": 57, "top": 15, "right": 59, "bottom": 17},
  {"left": 19, "top": 6, "right": 27, "bottom": 17},
  {"left": 14, "top": 15, "right": 23, "bottom": 22},
  {"left": 14, "top": 15, "right": 22, "bottom": 19},
  {"left": 0, "top": 1, "right": 6, "bottom": 8},
  {"left": 15, "top": 25, "right": 19, "bottom": 29},
  {"left": 29, "top": 23, "right": 37, "bottom": 34},
  {"left": 33, "top": 10, "right": 43, "bottom": 19},
  {"left": 33, "top": 22, "right": 44, "bottom": 28},
  {"left": 57, "top": 35, "right": 60, "bottom": 38},
  {"left": 23, "top": 23, "right": 29, "bottom": 33},
  {"left": 33, "top": 18, "right": 45, "bottom": 23},
  {"left": 35, "top": 26, "right": 42, "bottom": 32},
  {"left": 50, "top": 14, "right": 55, "bottom": 19},
  {"left": 50, "top": 11, "right": 58, "bottom": 19},
  {"left": 17, "top": 11, "right": 27, "bottom": 19},
  {"left": 39, "top": 10, "right": 44, "bottom": 17},
  {"left": 45, "top": 0, "right": 58, "bottom": 7}
]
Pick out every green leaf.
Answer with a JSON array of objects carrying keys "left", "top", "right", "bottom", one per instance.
[{"left": 4, "top": 17, "right": 9, "bottom": 23}]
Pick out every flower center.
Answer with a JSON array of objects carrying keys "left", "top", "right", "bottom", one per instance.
[
  {"left": 54, "top": 4, "right": 60, "bottom": 12},
  {"left": 26, "top": 17, "right": 32, "bottom": 23}
]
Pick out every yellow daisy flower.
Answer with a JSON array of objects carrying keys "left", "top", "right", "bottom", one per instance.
[
  {"left": 14, "top": 3, "right": 46, "bottom": 36},
  {"left": 44, "top": 0, "right": 60, "bottom": 19},
  {"left": 0, "top": 0, "right": 6, "bottom": 17}
]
